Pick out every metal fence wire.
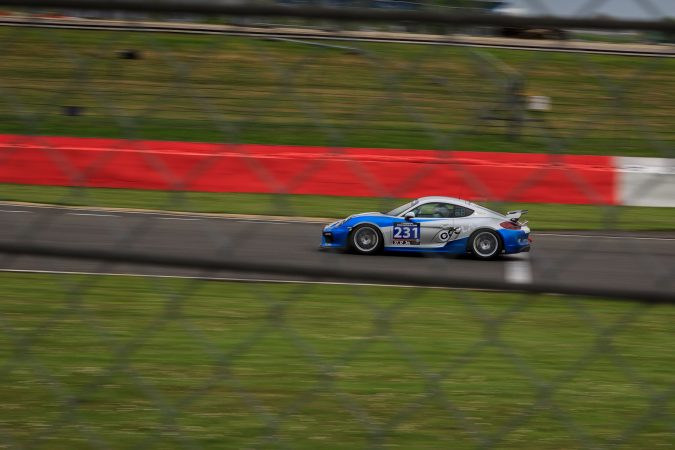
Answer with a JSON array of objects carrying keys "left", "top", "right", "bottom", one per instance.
[{"left": 0, "top": 1, "right": 674, "bottom": 449}]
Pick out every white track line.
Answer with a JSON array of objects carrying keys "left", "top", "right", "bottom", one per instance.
[
  {"left": 0, "top": 210, "right": 32, "bottom": 213},
  {"left": 0, "top": 202, "right": 328, "bottom": 224},
  {"left": 68, "top": 213, "right": 118, "bottom": 217},
  {"left": 504, "top": 254, "right": 533, "bottom": 285},
  {"left": 236, "top": 220, "right": 288, "bottom": 225},
  {"left": 158, "top": 217, "right": 200, "bottom": 221},
  {"left": 535, "top": 233, "right": 675, "bottom": 241}
]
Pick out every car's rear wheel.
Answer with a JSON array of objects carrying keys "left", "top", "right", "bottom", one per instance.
[
  {"left": 470, "top": 230, "right": 502, "bottom": 260},
  {"left": 350, "top": 225, "right": 383, "bottom": 255}
]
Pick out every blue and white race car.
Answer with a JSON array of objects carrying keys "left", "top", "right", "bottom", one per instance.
[{"left": 321, "top": 196, "right": 531, "bottom": 259}]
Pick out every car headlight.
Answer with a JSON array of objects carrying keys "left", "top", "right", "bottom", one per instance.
[{"left": 327, "top": 220, "right": 344, "bottom": 228}]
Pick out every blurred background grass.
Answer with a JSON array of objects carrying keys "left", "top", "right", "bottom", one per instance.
[{"left": 0, "top": 27, "right": 673, "bottom": 157}]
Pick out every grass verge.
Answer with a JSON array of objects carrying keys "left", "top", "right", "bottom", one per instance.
[
  {"left": 0, "top": 27, "right": 673, "bottom": 157},
  {"left": 0, "top": 272, "right": 673, "bottom": 449},
  {"left": 1, "top": 184, "right": 674, "bottom": 230}
]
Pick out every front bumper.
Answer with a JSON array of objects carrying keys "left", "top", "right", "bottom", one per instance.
[{"left": 320, "top": 223, "right": 350, "bottom": 249}]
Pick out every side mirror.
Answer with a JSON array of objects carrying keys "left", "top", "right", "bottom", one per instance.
[{"left": 404, "top": 212, "right": 415, "bottom": 221}]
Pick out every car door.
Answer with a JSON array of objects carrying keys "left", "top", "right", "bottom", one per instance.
[{"left": 394, "top": 202, "right": 455, "bottom": 248}]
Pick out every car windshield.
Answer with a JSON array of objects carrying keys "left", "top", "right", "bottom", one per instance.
[{"left": 384, "top": 200, "right": 417, "bottom": 216}]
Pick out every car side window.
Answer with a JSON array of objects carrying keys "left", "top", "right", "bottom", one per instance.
[
  {"left": 412, "top": 202, "right": 474, "bottom": 219},
  {"left": 409, "top": 203, "right": 475, "bottom": 218},
  {"left": 411, "top": 202, "right": 453, "bottom": 218},
  {"left": 451, "top": 205, "right": 474, "bottom": 218}
]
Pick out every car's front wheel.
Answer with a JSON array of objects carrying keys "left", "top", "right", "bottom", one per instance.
[
  {"left": 350, "top": 225, "right": 383, "bottom": 255},
  {"left": 470, "top": 230, "right": 502, "bottom": 260}
]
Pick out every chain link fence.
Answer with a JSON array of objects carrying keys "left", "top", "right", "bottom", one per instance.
[{"left": 0, "top": 1, "right": 674, "bottom": 449}]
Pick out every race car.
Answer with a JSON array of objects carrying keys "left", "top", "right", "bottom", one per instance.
[{"left": 320, "top": 196, "right": 530, "bottom": 259}]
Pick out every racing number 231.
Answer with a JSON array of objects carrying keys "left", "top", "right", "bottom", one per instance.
[{"left": 393, "top": 223, "right": 420, "bottom": 244}]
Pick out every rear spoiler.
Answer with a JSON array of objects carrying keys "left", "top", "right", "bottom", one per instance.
[{"left": 506, "top": 209, "right": 529, "bottom": 224}]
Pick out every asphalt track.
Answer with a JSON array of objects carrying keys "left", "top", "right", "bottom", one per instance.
[{"left": 0, "top": 204, "right": 674, "bottom": 299}]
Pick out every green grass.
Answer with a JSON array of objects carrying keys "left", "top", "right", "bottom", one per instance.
[
  {"left": 2, "top": 184, "right": 674, "bottom": 230},
  {"left": 570, "top": 31, "right": 646, "bottom": 44},
  {"left": 0, "top": 27, "right": 673, "bottom": 157},
  {"left": 0, "top": 272, "right": 673, "bottom": 449}
]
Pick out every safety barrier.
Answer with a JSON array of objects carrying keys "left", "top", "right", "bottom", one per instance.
[
  {"left": 0, "top": 134, "right": 627, "bottom": 204},
  {"left": 3, "top": 134, "right": 672, "bottom": 206}
]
